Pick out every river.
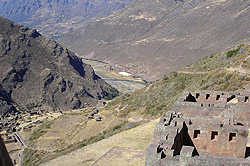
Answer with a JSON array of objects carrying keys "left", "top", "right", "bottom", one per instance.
[{"left": 82, "top": 59, "right": 147, "bottom": 94}]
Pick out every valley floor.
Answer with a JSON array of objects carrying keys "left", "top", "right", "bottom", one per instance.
[{"left": 82, "top": 58, "right": 146, "bottom": 93}]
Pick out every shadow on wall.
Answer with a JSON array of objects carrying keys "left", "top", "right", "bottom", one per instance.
[{"left": 245, "top": 147, "right": 250, "bottom": 158}]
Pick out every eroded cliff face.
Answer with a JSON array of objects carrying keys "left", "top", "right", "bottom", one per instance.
[
  {"left": 0, "top": 16, "right": 118, "bottom": 115},
  {"left": 0, "top": 0, "right": 132, "bottom": 39}
]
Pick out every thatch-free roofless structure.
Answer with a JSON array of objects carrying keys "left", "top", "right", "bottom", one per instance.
[{"left": 146, "top": 91, "right": 250, "bottom": 166}]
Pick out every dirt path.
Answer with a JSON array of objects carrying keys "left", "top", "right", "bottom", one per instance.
[
  {"left": 238, "top": 54, "right": 250, "bottom": 73},
  {"left": 177, "top": 71, "right": 210, "bottom": 74},
  {"left": 227, "top": 54, "right": 250, "bottom": 74}
]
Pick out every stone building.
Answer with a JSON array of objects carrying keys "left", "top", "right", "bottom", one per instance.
[{"left": 146, "top": 91, "right": 250, "bottom": 166}]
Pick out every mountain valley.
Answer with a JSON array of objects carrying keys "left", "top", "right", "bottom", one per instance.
[
  {"left": 16, "top": 42, "right": 250, "bottom": 166},
  {"left": 0, "top": 0, "right": 132, "bottom": 39},
  {"left": 60, "top": 0, "right": 250, "bottom": 81},
  {"left": 0, "top": 0, "right": 250, "bottom": 166},
  {"left": 0, "top": 16, "right": 118, "bottom": 116}
]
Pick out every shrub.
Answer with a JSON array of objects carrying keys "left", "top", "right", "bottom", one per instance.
[{"left": 226, "top": 49, "right": 238, "bottom": 58}]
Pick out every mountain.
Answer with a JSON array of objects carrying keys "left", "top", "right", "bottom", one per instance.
[
  {"left": 59, "top": 0, "right": 250, "bottom": 81},
  {"left": 105, "top": 42, "right": 250, "bottom": 116},
  {"left": 0, "top": 0, "right": 132, "bottom": 39},
  {"left": 20, "top": 42, "right": 250, "bottom": 166},
  {"left": 0, "top": 16, "right": 118, "bottom": 116}
]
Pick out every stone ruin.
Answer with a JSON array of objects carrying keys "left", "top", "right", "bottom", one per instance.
[{"left": 146, "top": 91, "right": 250, "bottom": 166}]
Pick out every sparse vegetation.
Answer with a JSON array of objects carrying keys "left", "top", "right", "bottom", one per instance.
[
  {"left": 29, "top": 121, "right": 54, "bottom": 142},
  {"left": 104, "top": 87, "right": 119, "bottom": 100},
  {"left": 22, "top": 120, "right": 139, "bottom": 166},
  {"left": 22, "top": 43, "right": 250, "bottom": 165},
  {"left": 25, "top": 102, "right": 40, "bottom": 110},
  {"left": 226, "top": 44, "right": 244, "bottom": 59},
  {"left": 106, "top": 43, "right": 250, "bottom": 116}
]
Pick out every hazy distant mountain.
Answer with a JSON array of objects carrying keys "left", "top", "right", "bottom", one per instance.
[
  {"left": 0, "top": 0, "right": 132, "bottom": 39},
  {"left": 60, "top": 0, "right": 250, "bottom": 81},
  {"left": 0, "top": 16, "right": 118, "bottom": 115}
]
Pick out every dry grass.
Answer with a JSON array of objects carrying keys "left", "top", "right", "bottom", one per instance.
[
  {"left": 33, "top": 109, "right": 123, "bottom": 151},
  {"left": 41, "top": 119, "right": 159, "bottom": 166}
]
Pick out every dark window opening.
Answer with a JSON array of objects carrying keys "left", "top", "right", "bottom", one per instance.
[
  {"left": 216, "top": 95, "right": 220, "bottom": 100},
  {"left": 236, "top": 123, "right": 243, "bottom": 126},
  {"left": 245, "top": 147, "right": 250, "bottom": 158},
  {"left": 157, "top": 145, "right": 163, "bottom": 153},
  {"left": 175, "top": 121, "right": 177, "bottom": 126},
  {"left": 245, "top": 96, "right": 249, "bottom": 102},
  {"left": 184, "top": 93, "right": 197, "bottom": 102},
  {"left": 206, "top": 94, "right": 210, "bottom": 100},
  {"left": 161, "top": 152, "right": 166, "bottom": 159},
  {"left": 220, "top": 124, "right": 223, "bottom": 127},
  {"left": 194, "top": 130, "right": 200, "bottom": 139},
  {"left": 201, "top": 103, "right": 203, "bottom": 107},
  {"left": 229, "top": 133, "right": 236, "bottom": 142},
  {"left": 196, "top": 93, "right": 200, "bottom": 99},
  {"left": 208, "top": 104, "right": 210, "bottom": 107},
  {"left": 211, "top": 131, "right": 218, "bottom": 141},
  {"left": 227, "top": 95, "right": 236, "bottom": 102}
]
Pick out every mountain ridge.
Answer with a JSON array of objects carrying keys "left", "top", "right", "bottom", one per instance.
[
  {"left": 59, "top": 0, "right": 250, "bottom": 81},
  {"left": 0, "top": 0, "right": 132, "bottom": 39},
  {"left": 0, "top": 16, "right": 118, "bottom": 116}
]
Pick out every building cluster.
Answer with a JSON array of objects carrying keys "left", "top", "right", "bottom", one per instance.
[
  {"left": 146, "top": 91, "right": 250, "bottom": 166},
  {"left": 0, "top": 113, "right": 22, "bottom": 143},
  {"left": 87, "top": 108, "right": 102, "bottom": 121}
]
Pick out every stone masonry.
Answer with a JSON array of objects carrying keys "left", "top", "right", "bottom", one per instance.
[{"left": 146, "top": 91, "right": 250, "bottom": 166}]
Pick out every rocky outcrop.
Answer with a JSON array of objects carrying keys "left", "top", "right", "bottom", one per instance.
[
  {"left": 0, "top": 16, "right": 118, "bottom": 115},
  {"left": 0, "top": 0, "right": 132, "bottom": 39}
]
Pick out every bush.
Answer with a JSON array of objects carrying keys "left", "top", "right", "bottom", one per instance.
[
  {"left": 104, "top": 87, "right": 119, "bottom": 100},
  {"left": 226, "top": 45, "right": 244, "bottom": 59},
  {"left": 226, "top": 49, "right": 238, "bottom": 58}
]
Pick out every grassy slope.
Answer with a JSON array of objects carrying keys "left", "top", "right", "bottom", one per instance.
[
  {"left": 22, "top": 43, "right": 250, "bottom": 165},
  {"left": 106, "top": 43, "right": 250, "bottom": 116},
  {"left": 41, "top": 119, "right": 158, "bottom": 166}
]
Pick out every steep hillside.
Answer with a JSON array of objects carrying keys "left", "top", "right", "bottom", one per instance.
[
  {"left": 19, "top": 43, "right": 250, "bottom": 166},
  {"left": 0, "top": 0, "right": 132, "bottom": 39},
  {"left": 105, "top": 42, "right": 250, "bottom": 116},
  {"left": 0, "top": 16, "right": 118, "bottom": 115},
  {"left": 60, "top": 0, "right": 250, "bottom": 81}
]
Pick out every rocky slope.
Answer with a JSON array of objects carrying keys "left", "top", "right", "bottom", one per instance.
[
  {"left": 0, "top": 0, "right": 132, "bottom": 39},
  {"left": 0, "top": 16, "right": 118, "bottom": 116},
  {"left": 60, "top": 0, "right": 250, "bottom": 81}
]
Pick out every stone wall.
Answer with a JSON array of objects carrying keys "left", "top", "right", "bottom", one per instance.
[{"left": 146, "top": 91, "right": 250, "bottom": 166}]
